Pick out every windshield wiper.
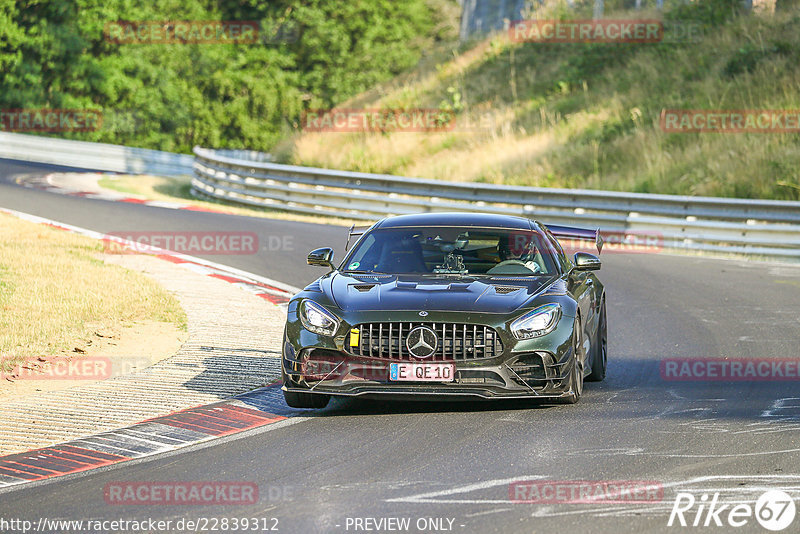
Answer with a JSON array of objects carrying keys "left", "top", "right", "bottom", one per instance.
[
  {"left": 342, "top": 269, "right": 390, "bottom": 275},
  {"left": 419, "top": 272, "right": 473, "bottom": 278}
]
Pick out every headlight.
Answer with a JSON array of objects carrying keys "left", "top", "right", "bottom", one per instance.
[
  {"left": 510, "top": 304, "right": 560, "bottom": 340},
  {"left": 300, "top": 300, "right": 340, "bottom": 336}
]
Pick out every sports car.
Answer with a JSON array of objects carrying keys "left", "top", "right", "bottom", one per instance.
[{"left": 281, "top": 212, "right": 606, "bottom": 408}]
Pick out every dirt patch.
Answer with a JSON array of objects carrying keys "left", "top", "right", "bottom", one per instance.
[{"left": 0, "top": 320, "right": 187, "bottom": 399}]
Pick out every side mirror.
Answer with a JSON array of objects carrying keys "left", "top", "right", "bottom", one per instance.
[
  {"left": 307, "top": 247, "right": 335, "bottom": 269},
  {"left": 573, "top": 252, "right": 601, "bottom": 271}
]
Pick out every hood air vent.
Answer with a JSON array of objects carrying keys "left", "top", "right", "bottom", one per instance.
[
  {"left": 493, "top": 285, "right": 523, "bottom": 294},
  {"left": 304, "top": 280, "right": 322, "bottom": 292},
  {"left": 351, "top": 284, "right": 376, "bottom": 292}
]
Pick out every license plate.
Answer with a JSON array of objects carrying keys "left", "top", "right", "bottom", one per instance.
[{"left": 389, "top": 363, "right": 455, "bottom": 382}]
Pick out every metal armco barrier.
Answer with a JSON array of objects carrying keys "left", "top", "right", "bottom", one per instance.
[
  {"left": 0, "top": 132, "right": 193, "bottom": 176},
  {"left": 2, "top": 132, "right": 797, "bottom": 260},
  {"left": 192, "top": 146, "right": 800, "bottom": 260}
]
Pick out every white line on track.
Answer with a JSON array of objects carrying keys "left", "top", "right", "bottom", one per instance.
[{"left": 0, "top": 207, "right": 302, "bottom": 301}]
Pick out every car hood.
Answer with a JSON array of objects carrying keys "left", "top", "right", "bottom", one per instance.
[{"left": 323, "top": 273, "right": 559, "bottom": 315}]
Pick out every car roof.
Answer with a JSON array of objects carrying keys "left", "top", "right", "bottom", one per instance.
[{"left": 373, "top": 212, "right": 535, "bottom": 230}]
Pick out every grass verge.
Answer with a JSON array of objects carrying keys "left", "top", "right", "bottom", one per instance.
[
  {"left": 0, "top": 212, "right": 187, "bottom": 372},
  {"left": 276, "top": 2, "right": 800, "bottom": 201}
]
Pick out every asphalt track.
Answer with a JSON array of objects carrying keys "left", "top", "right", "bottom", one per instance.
[{"left": 1, "top": 159, "right": 800, "bottom": 534}]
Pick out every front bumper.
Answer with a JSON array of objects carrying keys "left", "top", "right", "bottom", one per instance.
[
  {"left": 283, "top": 300, "right": 578, "bottom": 401},
  {"left": 282, "top": 348, "right": 578, "bottom": 401},
  {"left": 282, "top": 385, "right": 574, "bottom": 401}
]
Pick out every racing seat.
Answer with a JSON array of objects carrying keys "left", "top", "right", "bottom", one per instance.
[{"left": 378, "top": 237, "right": 427, "bottom": 273}]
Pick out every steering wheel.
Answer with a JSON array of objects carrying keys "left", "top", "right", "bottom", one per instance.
[
  {"left": 487, "top": 259, "right": 540, "bottom": 274},
  {"left": 494, "top": 259, "right": 527, "bottom": 268}
]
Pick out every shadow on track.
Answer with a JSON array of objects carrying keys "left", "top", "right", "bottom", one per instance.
[{"left": 226, "top": 356, "right": 800, "bottom": 424}]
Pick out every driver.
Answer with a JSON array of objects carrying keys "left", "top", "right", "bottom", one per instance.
[
  {"left": 493, "top": 235, "right": 541, "bottom": 273},
  {"left": 497, "top": 237, "right": 515, "bottom": 262}
]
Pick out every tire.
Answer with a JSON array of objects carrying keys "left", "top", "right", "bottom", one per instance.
[
  {"left": 281, "top": 339, "right": 330, "bottom": 409},
  {"left": 586, "top": 297, "right": 607, "bottom": 382},
  {"left": 283, "top": 389, "right": 330, "bottom": 409},
  {"left": 558, "top": 321, "right": 584, "bottom": 404}
]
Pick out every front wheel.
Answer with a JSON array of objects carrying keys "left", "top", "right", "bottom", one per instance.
[
  {"left": 558, "top": 322, "right": 584, "bottom": 404},
  {"left": 586, "top": 297, "right": 607, "bottom": 382},
  {"left": 283, "top": 389, "right": 330, "bottom": 409}
]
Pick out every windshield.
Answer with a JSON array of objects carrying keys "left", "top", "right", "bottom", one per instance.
[{"left": 341, "top": 226, "right": 556, "bottom": 276}]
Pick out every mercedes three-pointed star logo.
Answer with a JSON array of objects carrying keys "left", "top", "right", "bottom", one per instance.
[{"left": 406, "top": 326, "right": 438, "bottom": 359}]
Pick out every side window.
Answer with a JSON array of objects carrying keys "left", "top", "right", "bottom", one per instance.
[
  {"left": 344, "top": 234, "right": 376, "bottom": 269},
  {"left": 543, "top": 229, "right": 571, "bottom": 272}
]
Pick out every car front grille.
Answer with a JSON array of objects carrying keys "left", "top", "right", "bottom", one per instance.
[{"left": 346, "top": 322, "right": 503, "bottom": 361}]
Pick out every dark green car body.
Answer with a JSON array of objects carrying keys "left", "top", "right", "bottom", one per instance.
[{"left": 282, "top": 213, "right": 607, "bottom": 408}]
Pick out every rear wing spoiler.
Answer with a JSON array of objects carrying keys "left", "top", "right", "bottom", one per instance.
[
  {"left": 545, "top": 224, "right": 604, "bottom": 254},
  {"left": 345, "top": 224, "right": 372, "bottom": 251}
]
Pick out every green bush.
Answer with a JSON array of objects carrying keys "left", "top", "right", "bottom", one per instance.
[{"left": 0, "top": 0, "right": 447, "bottom": 153}]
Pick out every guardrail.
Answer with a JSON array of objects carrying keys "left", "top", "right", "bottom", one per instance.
[
  {"left": 3, "top": 132, "right": 797, "bottom": 260},
  {"left": 193, "top": 146, "right": 800, "bottom": 260},
  {"left": 0, "top": 132, "right": 193, "bottom": 176}
]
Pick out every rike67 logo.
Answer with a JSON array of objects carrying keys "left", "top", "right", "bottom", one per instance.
[{"left": 668, "top": 490, "right": 796, "bottom": 531}]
